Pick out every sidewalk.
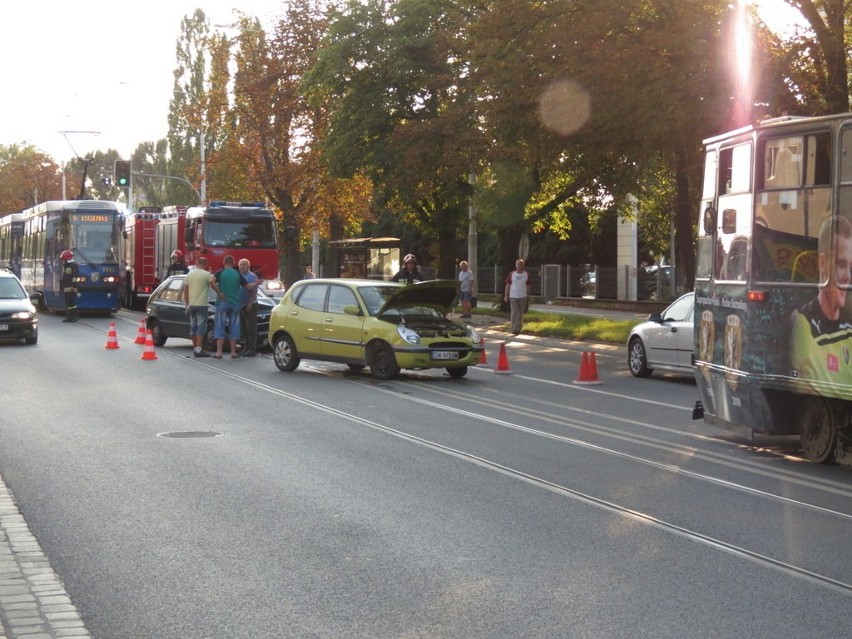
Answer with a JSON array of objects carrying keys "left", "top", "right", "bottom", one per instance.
[{"left": 0, "top": 475, "right": 91, "bottom": 639}]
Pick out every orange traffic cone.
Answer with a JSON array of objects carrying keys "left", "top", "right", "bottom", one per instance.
[
  {"left": 140, "top": 330, "right": 158, "bottom": 361},
  {"left": 493, "top": 341, "right": 513, "bottom": 374},
  {"left": 574, "top": 351, "right": 602, "bottom": 384},
  {"left": 476, "top": 339, "right": 489, "bottom": 367},
  {"left": 104, "top": 322, "right": 120, "bottom": 350},
  {"left": 134, "top": 319, "right": 147, "bottom": 344}
]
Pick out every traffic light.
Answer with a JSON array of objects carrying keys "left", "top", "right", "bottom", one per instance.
[{"left": 114, "top": 160, "right": 131, "bottom": 187}]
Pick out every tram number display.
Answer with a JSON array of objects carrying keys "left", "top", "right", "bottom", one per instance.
[{"left": 69, "top": 214, "right": 111, "bottom": 223}]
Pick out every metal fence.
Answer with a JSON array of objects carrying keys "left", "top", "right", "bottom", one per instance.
[
  {"left": 315, "top": 263, "right": 676, "bottom": 301},
  {"left": 471, "top": 265, "right": 676, "bottom": 302}
]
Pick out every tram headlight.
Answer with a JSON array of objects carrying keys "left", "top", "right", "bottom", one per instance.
[
  {"left": 72, "top": 276, "right": 86, "bottom": 284},
  {"left": 102, "top": 275, "right": 119, "bottom": 284}
]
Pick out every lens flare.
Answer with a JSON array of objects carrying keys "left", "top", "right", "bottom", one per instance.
[{"left": 538, "top": 78, "right": 591, "bottom": 136}]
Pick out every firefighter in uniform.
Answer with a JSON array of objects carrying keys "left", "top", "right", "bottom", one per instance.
[
  {"left": 60, "top": 250, "right": 79, "bottom": 322},
  {"left": 166, "top": 250, "right": 189, "bottom": 277}
]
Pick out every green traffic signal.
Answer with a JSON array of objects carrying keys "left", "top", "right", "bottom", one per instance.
[{"left": 114, "top": 160, "right": 131, "bottom": 187}]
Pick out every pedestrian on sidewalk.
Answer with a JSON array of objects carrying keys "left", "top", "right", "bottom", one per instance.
[
  {"left": 458, "top": 260, "right": 475, "bottom": 318},
  {"left": 504, "top": 258, "right": 531, "bottom": 334}
]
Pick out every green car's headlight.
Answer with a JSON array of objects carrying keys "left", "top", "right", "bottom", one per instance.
[
  {"left": 466, "top": 326, "right": 481, "bottom": 343},
  {"left": 397, "top": 325, "right": 421, "bottom": 344}
]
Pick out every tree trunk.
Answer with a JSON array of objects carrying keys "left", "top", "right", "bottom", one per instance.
[{"left": 674, "top": 150, "right": 696, "bottom": 290}]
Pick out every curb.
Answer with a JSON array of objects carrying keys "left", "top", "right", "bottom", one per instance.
[{"left": 0, "top": 474, "right": 92, "bottom": 639}]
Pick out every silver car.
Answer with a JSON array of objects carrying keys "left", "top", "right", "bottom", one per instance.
[{"left": 627, "top": 292, "right": 694, "bottom": 378}]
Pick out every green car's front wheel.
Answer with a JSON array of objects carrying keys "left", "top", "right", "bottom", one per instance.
[{"left": 370, "top": 343, "right": 400, "bottom": 380}]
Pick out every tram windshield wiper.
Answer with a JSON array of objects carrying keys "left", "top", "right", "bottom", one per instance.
[{"left": 73, "top": 248, "right": 97, "bottom": 269}]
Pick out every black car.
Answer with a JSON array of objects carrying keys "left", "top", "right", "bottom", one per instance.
[
  {"left": 0, "top": 269, "right": 38, "bottom": 345},
  {"left": 145, "top": 274, "right": 275, "bottom": 351}
]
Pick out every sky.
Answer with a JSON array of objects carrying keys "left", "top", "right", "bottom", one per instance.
[
  {"left": 1, "top": 1, "right": 804, "bottom": 166},
  {"left": 0, "top": 1, "right": 284, "bottom": 164}
]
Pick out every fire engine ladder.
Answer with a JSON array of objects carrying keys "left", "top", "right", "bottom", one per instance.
[{"left": 142, "top": 220, "right": 156, "bottom": 282}]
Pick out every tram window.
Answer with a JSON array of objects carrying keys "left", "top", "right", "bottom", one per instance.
[
  {"left": 762, "top": 136, "right": 802, "bottom": 189},
  {"left": 806, "top": 133, "right": 831, "bottom": 186},
  {"left": 702, "top": 151, "right": 717, "bottom": 200},
  {"left": 841, "top": 128, "right": 852, "bottom": 182},
  {"left": 718, "top": 144, "right": 751, "bottom": 195}
]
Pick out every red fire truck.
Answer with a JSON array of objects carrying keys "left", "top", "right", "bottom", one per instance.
[
  {"left": 122, "top": 207, "right": 161, "bottom": 309},
  {"left": 157, "top": 201, "right": 279, "bottom": 281}
]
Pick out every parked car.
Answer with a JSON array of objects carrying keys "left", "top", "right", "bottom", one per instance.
[
  {"left": 258, "top": 278, "right": 286, "bottom": 300},
  {"left": 269, "top": 278, "right": 483, "bottom": 379},
  {"left": 0, "top": 268, "right": 38, "bottom": 345},
  {"left": 627, "top": 292, "right": 694, "bottom": 378},
  {"left": 146, "top": 274, "right": 276, "bottom": 351}
]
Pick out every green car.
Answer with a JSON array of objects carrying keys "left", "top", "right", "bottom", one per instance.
[{"left": 269, "top": 279, "right": 483, "bottom": 379}]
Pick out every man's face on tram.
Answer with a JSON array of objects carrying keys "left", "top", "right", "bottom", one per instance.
[{"left": 820, "top": 232, "right": 852, "bottom": 318}]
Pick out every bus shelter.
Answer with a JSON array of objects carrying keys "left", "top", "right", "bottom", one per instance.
[{"left": 329, "top": 237, "right": 400, "bottom": 280}]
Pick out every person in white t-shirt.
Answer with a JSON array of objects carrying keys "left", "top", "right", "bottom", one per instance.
[
  {"left": 457, "top": 260, "right": 475, "bottom": 318},
  {"left": 503, "top": 258, "right": 531, "bottom": 334}
]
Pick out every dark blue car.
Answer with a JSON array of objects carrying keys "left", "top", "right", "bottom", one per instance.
[{"left": 145, "top": 274, "right": 275, "bottom": 352}]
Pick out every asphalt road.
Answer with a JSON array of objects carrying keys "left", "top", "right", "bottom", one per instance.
[{"left": 1, "top": 311, "right": 850, "bottom": 638}]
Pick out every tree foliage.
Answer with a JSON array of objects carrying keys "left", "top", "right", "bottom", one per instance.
[
  {"left": 753, "top": 1, "right": 850, "bottom": 114},
  {"left": 0, "top": 145, "right": 62, "bottom": 214},
  {"left": 8, "top": 0, "right": 852, "bottom": 288},
  {"left": 307, "top": 0, "right": 485, "bottom": 276}
]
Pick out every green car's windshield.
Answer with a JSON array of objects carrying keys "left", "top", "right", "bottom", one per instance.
[{"left": 358, "top": 285, "right": 398, "bottom": 315}]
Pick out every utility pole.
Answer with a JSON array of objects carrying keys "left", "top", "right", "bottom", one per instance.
[{"left": 468, "top": 172, "right": 478, "bottom": 299}]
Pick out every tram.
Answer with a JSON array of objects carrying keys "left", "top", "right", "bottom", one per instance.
[
  {"left": 0, "top": 213, "right": 25, "bottom": 278},
  {"left": 694, "top": 113, "right": 852, "bottom": 464},
  {"left": 7, "top": 200, "right": 125, "bottom": 314}
]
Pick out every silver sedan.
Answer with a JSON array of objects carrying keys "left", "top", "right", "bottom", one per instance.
[{"left": 627, "top": 292, "right": 694, "bottom": 378}]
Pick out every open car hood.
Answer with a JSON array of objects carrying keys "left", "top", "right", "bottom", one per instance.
[{"left": 377, "top": 280, "right": 460, "bottom": 316}]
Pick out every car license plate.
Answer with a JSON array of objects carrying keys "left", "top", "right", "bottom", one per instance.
[
  {"left": 431, "top": 350, "right": 459, "bottom": 360},
  {"left": 0, "top": 324, "right": 7, "bottom": 331}
]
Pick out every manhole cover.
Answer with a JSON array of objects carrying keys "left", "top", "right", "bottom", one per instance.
[{"left": 157, "top": 431, "right": 224, "bottom": 438}]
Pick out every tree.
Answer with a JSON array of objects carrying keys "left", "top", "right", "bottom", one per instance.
[
  {"left": 466, "top": 0, "right": 737, "bottom": 284},
  {"left": 0, "top": 145, "right": 62, "bottom": 214},
  {"left": 129, "top": 140, "right": 175, "bottom": 208},
  {"left": 307, "top": 0, "right": 485, "bottom": 277},
  {"left": 168, "top": 9, "right": 213, "bottom": 206},
  {"left": 228, "top": 0, "right": 365, "bottom": 285},
  {"left": 757, "top": 0, "right": 850, "bottom": 114}
]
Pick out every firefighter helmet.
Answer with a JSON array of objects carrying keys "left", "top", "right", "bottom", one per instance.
[
  {"left": 171, "top": 250, "right": 183, "bottom": 260},
  {"left": 403, "top": 253, "right": 416, "bottom": 264},
  {"left": 60, "top": 250, "right": 74, "bottom": 262}
]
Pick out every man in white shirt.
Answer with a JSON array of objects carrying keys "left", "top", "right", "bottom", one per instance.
[
  {"left": 503, "top": 259, "right": 531, "bottom": 334},
  {"left": 457, "top": 260, "right": 475, "bottom": 318}
]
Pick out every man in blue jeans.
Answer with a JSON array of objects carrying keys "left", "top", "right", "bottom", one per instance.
[{"left": 213, "top": 255, "right": 252, "bottom": 359}]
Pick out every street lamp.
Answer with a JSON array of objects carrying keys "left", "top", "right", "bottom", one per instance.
[{"left": 174, "top": 89, "right": 207, "bottom": 204}]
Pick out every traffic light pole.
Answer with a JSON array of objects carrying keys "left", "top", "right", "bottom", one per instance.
[{"left": 132, "top": 172, "right": 202, "bottom": 205}]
